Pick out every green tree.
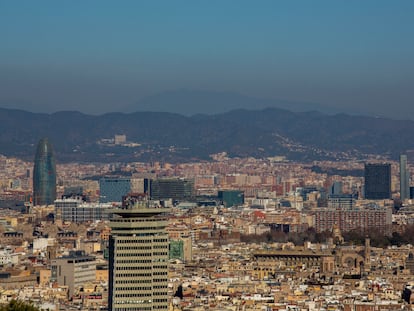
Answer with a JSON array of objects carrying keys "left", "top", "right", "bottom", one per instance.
[{"left": 0, "top": 300, "right": 39, "bottom": 311}]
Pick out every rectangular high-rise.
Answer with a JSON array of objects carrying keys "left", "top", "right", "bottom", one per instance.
[
  {"left": 108, "top": 196, "right": 169, "bottom": 311},
  {"left": 364, "top": 163, "right": 391, "bottom": 200},
  {"left": 400, "top": 154, "right": 410, "bottom": 200}
]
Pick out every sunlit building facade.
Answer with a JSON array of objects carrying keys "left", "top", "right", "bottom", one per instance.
[{"left": 108, "top": 196, "right": 169, "bottom": 311}]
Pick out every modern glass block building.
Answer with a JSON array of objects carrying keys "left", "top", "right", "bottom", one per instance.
[
  {"left": 150, "top": 178, "right": 194, "bottom": 201},
  {"left": 364, "top": 163, "right": 391, "bottom": 200},
  {"left": 108, "top": 196, "right": 169, "bottom": 311},
  {"left": 99, "top": 177, "right": 131, "bottom": 203},
  {"left": 33, "top": 138, "right": 57, "bottom": 206},
  {"left": 218, "top": 190, "right": 245, "bottom": 207}
]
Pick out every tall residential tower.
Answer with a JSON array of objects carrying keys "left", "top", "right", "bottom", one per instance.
[
  {"left": 33, "top": 138, "right": 56, "bottom": 205},
  {"left": 108, "top": 195, "right": 169, "bottom": 311}
]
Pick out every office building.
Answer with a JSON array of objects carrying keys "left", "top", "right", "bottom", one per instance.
[
  {"left": 150, "top": 178, "right": 194, "bottom": 201},
  {"left": 400, "top": 154, "right": 410, "bottom": 200},
  {"left": 33, "top": 138, "right": 57, "bottom": 206},
  {"left": 218, "top": 190, "right": 244, "bottom": 207},
  {"left": 327, "top": 194, "right": 356, "bottom": 209},
  {"left": 51, "top": 250, "right": 96, "bottom": 298},
  {"left": 364, "top": 163, "right": 391, "bottom": 200},
  {"left": 54, "top": 198, "right": 112, "bottom": 222},
  {"left": 108, "top": 195, "right": 169, "bottom": 311},
  {"left": 99, "top": 177, "right": 131, "bottom": 203}
]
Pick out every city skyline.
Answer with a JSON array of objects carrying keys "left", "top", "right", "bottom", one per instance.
[
  {"left": 1, "top": 1, "right": 413, "bottom": 119},
  {"left": 2, "top": 143, "right": 414, "bottom": 310},
  {"left": 1, "top": 2, "right": 414, "bottom": 307}
]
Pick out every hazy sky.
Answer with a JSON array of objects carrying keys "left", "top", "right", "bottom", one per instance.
[{"left": 0, "top": 1, "right": 413, "bottom": 119}]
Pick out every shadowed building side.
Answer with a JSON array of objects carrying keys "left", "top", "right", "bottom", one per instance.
[
  {"left": 364, "top": 163, "right": 391, "bottom": 200},
  {"left": 33, "top": 138, "right": 57, "bottom": 206}
]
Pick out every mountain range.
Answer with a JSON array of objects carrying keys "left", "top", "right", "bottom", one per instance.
[
  {"left": 0, "top": 106, "right": 413, "bottom": 163},
  {"left": 124, "top": 89, "right": 345, "bottom": 116}
]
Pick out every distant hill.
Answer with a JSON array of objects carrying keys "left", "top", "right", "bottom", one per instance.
[
  {"left": 125, "top": 89, "right": 343, "bottom": 116},
  {"left": 0, "top": 107, "right": 413, "bottom": 163}
]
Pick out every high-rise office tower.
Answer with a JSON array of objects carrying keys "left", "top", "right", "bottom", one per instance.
[
  {"left": 108, "top": 195, "right": 169, "bottom": 311},
  {"left": 364, "top": 163, "right": 391, "bottom": 200},
  {"left": 33, "top": 138, "right": 57, "bottom": 205},
  {"left": 400, "top": 154, "right": 410, "bottom": 200}
]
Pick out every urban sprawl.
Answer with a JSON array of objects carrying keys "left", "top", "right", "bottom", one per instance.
[{"left": 2, "top": 139, "right": 414, "bottom": 310}]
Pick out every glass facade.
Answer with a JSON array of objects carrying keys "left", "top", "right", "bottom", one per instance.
[
  {"left": 218, "top": 190, "right": 245, "bottom": 207},
  {"left": 150, "top": 178, "right": 194, "bottom": 201},
  {"left": 33, "top": 138, "right": 56, "bottom": 205},
  {"left": 364, "top": 163, "right": 391, "bottom": 200},
  {"left": 99, "top": 178, "right": 131, "bottom": 203}
]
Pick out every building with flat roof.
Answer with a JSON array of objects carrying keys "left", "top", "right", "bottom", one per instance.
[
  {"left": 327, "top": 194, "right": 356, "bottom": 209},
  {"left": 313, "top": 206, "right": 392, "bottom": 234},
  {"left": 364, "top": 163, "right": 391, "bottom": 200},
  {"left": 54, "top": 198, "right": 112, "bottom": 222},
  {"left": 51, "top": 250, "right": 96, "bottom": 298},
  {"left": 99, "top": 177, "right": 131, "bottom": 203},
  {"left": 218, "top": 190, "right": 244, "bottom": 207},
  {"left": 108, "top": 195, "right": 169, "bottom": 311},
  {"left": 150, "top": 178, "right": 194, "bottom": 201}
]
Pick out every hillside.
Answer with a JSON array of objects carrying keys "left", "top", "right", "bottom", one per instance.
[{"left": 0, "top": 107, "right": 412, "bottom": 163}]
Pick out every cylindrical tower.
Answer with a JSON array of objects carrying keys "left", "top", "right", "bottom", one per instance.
[{"left": 33, "top": 138, "right": 57, "bottom": 206}]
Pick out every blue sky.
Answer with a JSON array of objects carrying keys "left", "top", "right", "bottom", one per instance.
[{"left": 0, "top": 1, "right": 413, "bottom": 119}]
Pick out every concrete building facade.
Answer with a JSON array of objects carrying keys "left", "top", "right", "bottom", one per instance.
[
  {"left": 50, "top": 250, "right": 96, "bottom": 298},
  {"left": 108, "top": 197, "right": 169, "bottom": 311}
]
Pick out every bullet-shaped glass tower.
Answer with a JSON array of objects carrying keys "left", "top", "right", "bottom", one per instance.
[
  {"left": 33, "top": 138, "right": 57, "bottom": 205},
  {"left": 109, "top": 197, "right": 169, "bottom": 311}
]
